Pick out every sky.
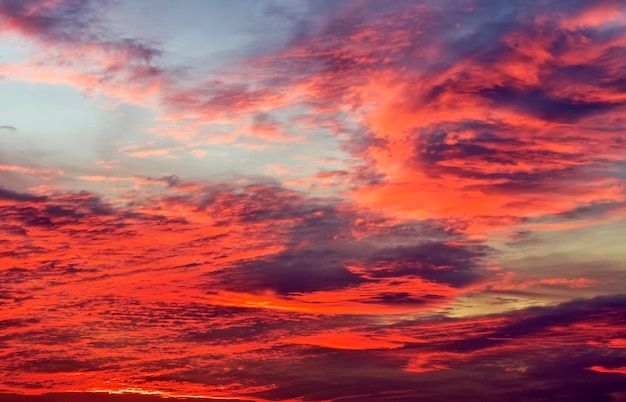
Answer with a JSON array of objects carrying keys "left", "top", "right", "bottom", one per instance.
[{"left": 1, "top": 0, "right": 626, "bottom": 401}]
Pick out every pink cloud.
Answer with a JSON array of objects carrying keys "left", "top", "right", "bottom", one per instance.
[{"left": 0, "top": 163, "right": 63, "bottom": 179}]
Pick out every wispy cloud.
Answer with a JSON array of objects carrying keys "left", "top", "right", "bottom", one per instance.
[{"left": 0, "top": 125, "right": 17, "bottom": 132}]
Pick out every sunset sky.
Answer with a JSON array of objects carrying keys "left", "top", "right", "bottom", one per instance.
[{"left": 1, "top": 0, "right": 626, "bottom": 401}]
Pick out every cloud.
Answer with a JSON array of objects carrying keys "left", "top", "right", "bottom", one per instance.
[
  {"left": 0, "top": 186, "right": 47, "bottom": 202},
  {"left": 190, "top": 0, "right": 624, "bottom": 237},
  {"left": 0, "top": 164, "right": 63, "bottom": 179},
  {"left": 0, "top": 393, "right": 253, "bottom": 402},
  {"left": 441, "top": 294, "right": 626, "bottom": 353},
  {"left": 0, "top": 0, "right": 164, "bottom": 105},
  {"left": 366, "top": 242, "right": 490, "bottom": 287},
  {"left": 137, "top": 291, "right": 626, "bottom": 402},
  {"left": 477, "top": 85, "right": 624, "bottom": 123},
  {"left": 0, "top": 125, "right": 17, "bottom": 132},
  {"left": 1, "top": 181, "right": 624, "bottom": 400},
  {"left": 1, "top": 1, "right": 626, "bottom": 400},
  {"left": 590, "top": 366, "right": 626, "bottom": 375},
  {"left": 214, "top": 248, "right": 367, "bottom": 295}
]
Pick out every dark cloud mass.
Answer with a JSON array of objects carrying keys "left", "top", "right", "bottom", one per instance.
[{"left": 478, "top": 86, "right": 623, "bottom": 123}]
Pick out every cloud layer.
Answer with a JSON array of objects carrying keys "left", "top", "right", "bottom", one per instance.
[{"left": 1, "top": 0, "right": 625, "bottom": 400}]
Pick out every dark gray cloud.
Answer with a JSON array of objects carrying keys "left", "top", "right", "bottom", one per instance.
[
  {"left": 0, "top": 125, "right": 16, "bottom": 132},
  {"left": 434, "top": 294, "right": 626, "bottom": 354},
  {"left": 0, "top": 187, "right": 47, "bottom": 202},
  {"left": 478, "top": 86, "right": 623, "bottom": 123},
  {"left": 367, "top": 242, "right": 490, "bottom": 287},
  {"left": 214, "top": 248, "right": 368, "bottom": 294},
  {"left": 196, "top": 183, "right": 490, "bottom": 295}
]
